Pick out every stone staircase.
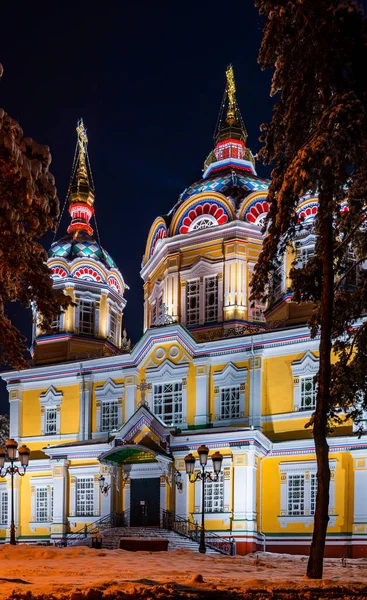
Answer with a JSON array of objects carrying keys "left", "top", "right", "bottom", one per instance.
[{"left": 73, "top": 526, "right": 219, "bottom": 553}]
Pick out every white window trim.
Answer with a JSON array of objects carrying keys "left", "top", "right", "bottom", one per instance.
[
  {"left": 181, "top": 259, "right": 223, "bottom": 327},
  {"left": 212, "top": 363, "right": 247, "bottom": 426},
  {"left": 40, "top": 386, "right": 63, "bottom": 435},
  {"left": 69, "top": 466, "right": 100, "bottom": 518},
  {"left": 0, "top": 483, "right": 8, "bottom": 530},
  {"left": 148, "top": 281, "right": 165, "bottom": 327},
  {"left": 146, "top": 360, "right": 189, "bottom": 426},
  {"left": 95, "top": 379, "right": 124, "bottom": 433},
  {"left": 29, "top": 476, "right": 53, "bottom": 531},
  {"left": 278, "top": 460, "right": 337, "bottom": 528},
  {"left": 192, "top": 456, "right": 231, "bottom": 524},
  {"left": 291, "top": 351, "right": 319, "bottom": 412},
  {"left": 74, "top": 290, "right": 100, "bottom": 337}
]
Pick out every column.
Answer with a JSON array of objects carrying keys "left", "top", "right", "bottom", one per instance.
[
  {"left": 78, "top": 372, "right": 93, "bottom": 441},
  {"left": 174, "top": 459, "right": 188, "bottom": 518},
  {"left": 160, "top": 475, "right": 167, "bottom": 512},
  {"left": 100, "top": 465, "right": 113, "bottom": 517},
  {"left": 249, "top": 357, "right": 262, "bottom": 429},
  {"left": 7, "top": 383, "right": 23, "bottom": 441},
  {"left": 194, "top": 363, "right": 209, "bottom": 426},
  {"left": 51, "top": 459, "right": 69, "bottom": 541},
  {"left": 125, "top": 374, "right": 137, "bottom": 420},
  {"left": 181, "top": 280, "right": 187, "bottom": 326}
]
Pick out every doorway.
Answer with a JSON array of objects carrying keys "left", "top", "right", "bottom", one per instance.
[{"left": 130, "top": 477, "right": 160, "bottom": 527}]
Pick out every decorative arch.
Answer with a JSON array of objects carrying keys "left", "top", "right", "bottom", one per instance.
[
  {"left": 108, "top": 275, "right": 122, "bottom": 295},
  {"left": 144, "top": 217, "right": 168, "bottom": 264},
  {"left": 239, "top": 192, "right": 269, "bottom": 227},
  {"left": 50, "top": 265, "right": 68, "bottom": 279},
  {"left": 297, "top": 198, "right": 319, "bottom": 223},
  {"left": 170, "top": 193, "right": 234, "bottom": 237},
  {"left": 71, "top": 264, "right": 106, "bottom": 283}
]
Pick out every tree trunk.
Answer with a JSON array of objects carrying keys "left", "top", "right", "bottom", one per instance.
[{"left": 306, "top": 198, "right": 333, "bottom": 579}]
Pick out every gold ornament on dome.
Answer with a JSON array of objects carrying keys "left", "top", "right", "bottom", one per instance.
[{"left": 225, "top": 64, "right": 237, "bottom": 125}]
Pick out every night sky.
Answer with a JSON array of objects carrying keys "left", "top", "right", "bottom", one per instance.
[{"left": 1, "top": 1, "right": 365, "bottom": 412}]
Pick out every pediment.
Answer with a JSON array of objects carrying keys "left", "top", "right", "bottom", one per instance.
[
  {"left": 292, "top": 350, "right": 319, "bottom": 376},
  {"left": 113, "top": 404, "right": 171, "bottom": 446}
]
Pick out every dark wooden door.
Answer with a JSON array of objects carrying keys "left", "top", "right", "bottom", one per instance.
[{"left": 130, "top": 478, "right": 160, "bottom": 527}]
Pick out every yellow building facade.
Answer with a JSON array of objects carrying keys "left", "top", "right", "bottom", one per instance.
[{"left": 1, "top": 70, "right": 366, "bottom": 557}]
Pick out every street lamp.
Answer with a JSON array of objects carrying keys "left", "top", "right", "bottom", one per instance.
[
  {"left": 0, "top": 439, "right": 31, "bottom": 545},
  {"left": 184, "top": 445, "right": 223, "bottom": 554}
]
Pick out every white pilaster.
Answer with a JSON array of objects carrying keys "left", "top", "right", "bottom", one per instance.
[
  {"left": 124, "top": 374, "right": 138, "bottom": 421},
  {"left": 160, "top": 475, "right": 167, "bottom": 511},
  {"left": 7, "top": 383, "right": 23, "bottom": 441},
  {"left": 194, "top": 363, "right": 209, "bottom": 426},
  {"left": 51, "top": 459, "right": 69, "bottom": 539},
  {"left": 249, "top": 357, "right": 262, "bottom": 429}
]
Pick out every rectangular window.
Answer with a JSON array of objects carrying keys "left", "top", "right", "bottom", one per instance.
[
  {"left": 186, "top": 280, "right": 200, "bottom": 326},
  {"left": 36, "top": 487, "right": 49, "bottom": 522},
  {"left": 0, "top": 491, "right": 8, "bottom": 525},
  {"left": 204, "top": 472, "right": 224, "bottom": 513},
  {"left": 101, "top": 400, "right": 119, "bottom": 431},
  {"left": 45, "top": 407, "right": 57, "bottom": 435},
  {"left": 300, "top": 376, "right": 317, "bottom": 410},
  {"left": 205, "top": 276, "right": 218, "bottom": 323},
  {"left": 79, "top": 300, "right": 95, "bottom": 335},
  {"left": 220, "top": 386, "right": 241, "bottom": 419},
  {"left": 310, "top": 473, "right": 317, "bottom": 516},
  {"left": 153, "top": 382, "right": 183, "bottom": 425},
  {"left": 76, "top": 477, "right": 94, "bottom": 516},
  {"left": 270, "top": 262, "right": 283, "bottom": 301},
  {"left": 51, "top": 315, "right": 60, "bottom": 330},
  {"left": 287, "top": 474, "right": 305, "bottom": 516},
  {"left": 151, "top": 302, "right": 157, "bottom": 327},
  {"left": 296, "top": 246, "right": 314, "bottom": 268},
  {"left": 109, "top": 310, "right": 117, "bottom": 343}
]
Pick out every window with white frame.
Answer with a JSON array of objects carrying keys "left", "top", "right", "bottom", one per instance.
[
  {"left": 204, "top": 472, "right": 224, "bottom": 513},
  {"left": 153, "top": 382, "right": 183, "bottom": 425},
  {"left": 296, "top": 245, "right": 314, "bottom": 268},
  {"left": 101, "top": 400, "right": 119, "bottom": 431},
  {"left": 76, "top": 477, "right": 94, "bottom": 516},
  {"left": 36, "top": 487, "right": 49, "bottom": 522},
  {"left": 213, "top": 364, "right": 247, "bottom": 423},
  {"left": 220, "top": 386, "right": 240, "bottom": 420},
  {"left": 109, "top": 309, "right": 118, "bottom": 344},
  {"left": 151, "top": 301, "right": 157, "bottom": 326},
  {"left": 287, "top": 472, "right": 317, "bottom": 516},
  {"left": 186, "top": 280, "right": 200, "bottom": 325},
  {"left": 50, "top": 314, "right": 60, "bottom": 330},
  {"left": 300, "top": 376, "right": 317, "bottom": 410},
  {"left": 248, "top": 266, "right": 266, "bottom": 322},
  {"left": 269, "top": 261, "right": 284, "bottom": 301},
  {"left": 79, "top": 299, "right": 95, "bottom": 335},
  {"left": 292, "top": 351, "right": 319, "bottom": 412},
  {"left": 278, "top": 460, "right": 336, "bottom": 529},
  {"left": 205, "top": 276, "right": 218, "bottom": 323},
  {"left": 45, "top": 407, "right": 57, "bottom": 435},
  {"left": 0, "top": 490, "right": 8, "bottom": 525}
]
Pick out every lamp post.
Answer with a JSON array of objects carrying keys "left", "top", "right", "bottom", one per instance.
[
  {"left": 0, "top": 439, "right": 31, "bottom": 545},
  {"left": 184, "top": 445, "right": 223, "bottom": 554}
]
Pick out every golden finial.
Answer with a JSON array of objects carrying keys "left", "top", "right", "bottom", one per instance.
[
  {"left": 225, "top": 65, "right": 237, "bottom": 125},
  {"left": 76, "top": 119, "right": 89, "bottom": 183}
]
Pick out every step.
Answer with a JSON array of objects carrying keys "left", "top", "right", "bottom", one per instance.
[{"left": 68, "top": 526, "right": 220, "bottom": 553}]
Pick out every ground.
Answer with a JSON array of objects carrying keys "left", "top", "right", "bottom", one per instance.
[{"left": 0, "top": 546, "right": 366, "bottom": 599}]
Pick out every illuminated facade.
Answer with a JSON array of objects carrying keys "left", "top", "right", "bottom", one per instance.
[{"left": 1, "top": 69, "right": 366, "bottom": 557}]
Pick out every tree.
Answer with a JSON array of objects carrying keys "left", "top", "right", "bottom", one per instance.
[
  {"left": 0, "top": 65, "right": 71, "bottom": 369},
  {"left": 0, "top": 414, "right": 9, "bottom": 447},
  {"left": 251, "top": 0, "right": 367, "bottom": 578}
]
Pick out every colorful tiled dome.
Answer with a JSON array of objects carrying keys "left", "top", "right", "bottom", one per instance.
[{"left": 49, "top": 232, "right": 117, "bottom": 268}]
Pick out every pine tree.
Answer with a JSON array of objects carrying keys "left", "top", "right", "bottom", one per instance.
[
  {"left": 0, "top": 65, "right": 71, "bottom": 368},
  {"left": 252, "top": 1, "right": 367, "bottom": 578}
]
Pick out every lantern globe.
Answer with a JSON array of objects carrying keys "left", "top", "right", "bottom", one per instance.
[
  {"left": 184, "top": 453, "right": 196, "bottom": 474},
  {"left": 197, "top": 445, "right": 209, "bottom": 466},
  {"left": 18, "top": 445, "right": 31, "bottom": 467},
  {"left": 0, "top": 448, "right": 5, "bottom": 468},
  {"left": 211, "top": 451, "right": 223, "bottom": 474},
  {"left": 6, "top": 439, "right": 18, "bottom": 461}
]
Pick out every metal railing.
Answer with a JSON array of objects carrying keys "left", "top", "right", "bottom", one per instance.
[
  {"left": 162, "top": 510, "right": 236, "bottom": 556},
  {"left": 64, "top": 511, "right": 128, "bottom": 546}
]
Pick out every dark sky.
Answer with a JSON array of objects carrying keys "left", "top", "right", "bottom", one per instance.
[{"left": 1, "top": 1, "right": 365, "bottom": 412}]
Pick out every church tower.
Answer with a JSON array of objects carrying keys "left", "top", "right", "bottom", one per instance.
[
  {"left": 32, "top": 121, "right": 129, "bottom": 365},
  {"left": 141, "top": 66, "right": 270, "bottom": 341}
]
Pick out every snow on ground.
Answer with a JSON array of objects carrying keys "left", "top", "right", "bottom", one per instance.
[{"left": 0, "top": 546, "right": 367, "bottom": 599}]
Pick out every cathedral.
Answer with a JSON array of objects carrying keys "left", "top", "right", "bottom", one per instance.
[{"left": 0, "top": 67, "right": 366, "bottom": 557}]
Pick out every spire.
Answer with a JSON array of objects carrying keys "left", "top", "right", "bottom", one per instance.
[
  {"left": 203, "top": 66, "right": 256, "bottom": 177},
  {"left": 214, "top": 64, "right": 248, "bottom": 145},
  {"left": 68, "top": 120, "right": 95, "bottom": 237}
]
